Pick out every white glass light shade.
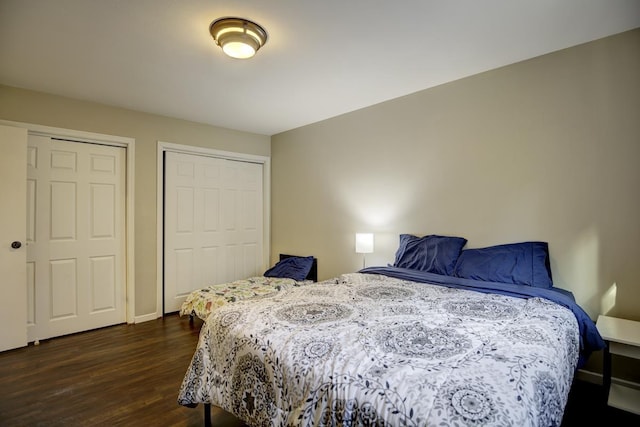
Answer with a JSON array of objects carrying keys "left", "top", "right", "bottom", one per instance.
[
  {"left": 222, "top": 41, "right": 256, "bottom": 59},
  {"left": 210, "top": 17, "right": 268, "bottom": 59},
  {"left": 355, "top": 233, "right": 374, "bottom": 254}
]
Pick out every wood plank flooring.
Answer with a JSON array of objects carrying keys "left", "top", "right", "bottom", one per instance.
[
  {"left": 1, "top": 313, "right": 638, "bottom": 426},
  {"left": 0, "top": 314, "right": 245, "bottom": 427}
]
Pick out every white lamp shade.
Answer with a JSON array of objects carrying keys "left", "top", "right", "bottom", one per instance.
[{"left": 355, "top": 233, "right": 374, "bottom": 254}]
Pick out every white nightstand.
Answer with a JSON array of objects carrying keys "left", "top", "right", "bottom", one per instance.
[{"left": 596, "top": 315, "right": 640, "bottom": 415}]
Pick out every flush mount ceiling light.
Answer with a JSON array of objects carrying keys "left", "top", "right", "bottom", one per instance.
[{"left": 209, "top": 17, "right": 268, "bottom": 59}]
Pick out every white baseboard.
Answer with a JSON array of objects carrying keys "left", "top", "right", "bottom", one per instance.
[
  {"left": 577, "top": 368, "right": 640, "bottom": 389},
  {"left": 576, "top": 369, "right": 602, "bottom": 384},
  {"left": 133, "top": 312, "right": 160, "bottom": 324}
]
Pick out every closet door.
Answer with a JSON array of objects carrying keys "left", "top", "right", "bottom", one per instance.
[
  {"left": 0, "top": 125, "right": 28, "bottom": 352},
  {"left": 26, "top": 136, "right": 126, "bottom": 341},
  {"left": 163, "top": 152, "right": 263, "bottom": 313}
]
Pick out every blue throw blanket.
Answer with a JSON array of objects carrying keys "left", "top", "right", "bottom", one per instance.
[{"left": 360, "top": 265, "right": 605, "bottom": 367}]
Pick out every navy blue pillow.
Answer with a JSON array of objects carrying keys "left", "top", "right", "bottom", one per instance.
[
  {"left": 264, "top": 256, "right": 314, "bottom": 281},
  {"left": 393, "top": 234, "right": 468, "bottom": 276},
  {"left": 452, "top": 241, "right": 553, "bottom": 288}
]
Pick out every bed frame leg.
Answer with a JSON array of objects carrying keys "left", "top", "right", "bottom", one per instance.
[{"left": 204, "top": 403, "right": 211, "bottom": 427}]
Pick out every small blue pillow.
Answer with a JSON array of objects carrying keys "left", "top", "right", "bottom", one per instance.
[
  {"left": 393, "top": 234, "right": 468, "bottom": 276},
  {"left": 452, "top": 241, "right": 553, "bottom": 288},
  {"left": 264, "top": 256, "right": 314, "bottom": 281}
]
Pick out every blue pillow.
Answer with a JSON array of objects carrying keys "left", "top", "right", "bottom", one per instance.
[
  {"left": 452, "top": 241, "right": 553, "bottom": 288},
  {"left": 264, "top": 256, "right": 314, "bottom": 281},
  {"left": 393, "top": 234, "right": 468, "bottom": 276}
]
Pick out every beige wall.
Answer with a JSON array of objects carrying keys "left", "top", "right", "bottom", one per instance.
[
  {"left": 0, "top": 85, "right": 270, "bottom": 317},
  {"left": 272, "top": 29, "right": 640, "bottom": 322}
]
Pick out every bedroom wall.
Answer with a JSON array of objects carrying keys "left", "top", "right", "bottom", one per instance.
[
  {"left": 0, "top": 85, "right": 270, "bottom": 318},
  {"left": 271, "top": 29, "right": 640, "bottom": 323}
]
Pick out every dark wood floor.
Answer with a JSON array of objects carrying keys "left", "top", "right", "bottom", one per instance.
[
  {"left": 1, "top": 314, "right": 638, "bottom": 426},
  {"left": 0, "top": 314, "right": 245, "bottom": 427},
  {"left": 562, "top": 379, "right": 640, "bottom": 426}
]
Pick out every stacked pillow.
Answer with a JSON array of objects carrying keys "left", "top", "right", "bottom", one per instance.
[
  {"left": 452, "top": 241, "right": 553, "bottom": 289},
  {"left": 393, "top": 234, "right": 467, "bottom": 276},
  {"left": 393, "top": 234, "right": 553, "bottom": 288}
]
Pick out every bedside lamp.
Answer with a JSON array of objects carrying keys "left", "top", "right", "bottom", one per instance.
[{"left": 355, "top": 233, "right": 374, "bottom": 269}]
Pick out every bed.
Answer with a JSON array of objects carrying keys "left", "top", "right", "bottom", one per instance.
[
  {"left": 180, "top": 254, "right": 318, "bottom": 321},
  {"left": 178, "top": 235, "right": 605, "bottom": 426}
]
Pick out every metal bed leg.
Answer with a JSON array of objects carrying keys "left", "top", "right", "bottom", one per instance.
[{"left": 204, "top": 403, "right": 211, "bottom": 427}]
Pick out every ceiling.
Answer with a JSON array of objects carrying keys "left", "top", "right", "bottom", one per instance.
[{"left": 1, "top": 1, "right": 639, "bottom": 136}]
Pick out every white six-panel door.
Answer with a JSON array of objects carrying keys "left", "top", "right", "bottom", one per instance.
[
  {"left": 163, "top": 152, "right": 263, "bottom": 313},
  {"left": 26, "top": 136, "right": 126, "bottom": 341}
]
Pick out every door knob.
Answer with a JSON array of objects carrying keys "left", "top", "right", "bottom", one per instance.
[{"left": 11, "top": 241, "right": 22, "bottom": 249}]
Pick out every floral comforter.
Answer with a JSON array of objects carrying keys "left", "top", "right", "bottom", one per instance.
[
  {"left": 179, "top": 276, "right": 304, "bottom": 320},
  {"left": 178, "top": 273, "right": 580, "bottom": 426}
]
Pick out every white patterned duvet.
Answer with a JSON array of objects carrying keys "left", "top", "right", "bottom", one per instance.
[{"left": 178, "top": 273, "right": 579, "bottom": 426}]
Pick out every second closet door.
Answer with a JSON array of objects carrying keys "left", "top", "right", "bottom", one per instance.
[{"left": 163, "top": 152, "right": 263, "bottom": 313}]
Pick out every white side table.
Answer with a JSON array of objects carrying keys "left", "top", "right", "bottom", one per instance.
[{"left": 596, "top": 315, "right": 640, "bottom": 415}]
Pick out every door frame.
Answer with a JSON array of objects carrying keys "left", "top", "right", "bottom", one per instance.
[
  {"left": 156, "top": 141, "right": 270, "bottom": 318},
  {"left": 0, "top": 124, "right": 28, "bottom": 351},
  {"left": 0, "top": 120, "right": 136, "bottom": 324}
]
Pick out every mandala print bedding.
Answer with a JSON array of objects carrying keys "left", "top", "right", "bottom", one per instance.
[
  {"left": 179, "top": 276, "right": 301, "bottom": 320},
  {"left": 179, "top": 273, "right": 580, "bottom": 426}
]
